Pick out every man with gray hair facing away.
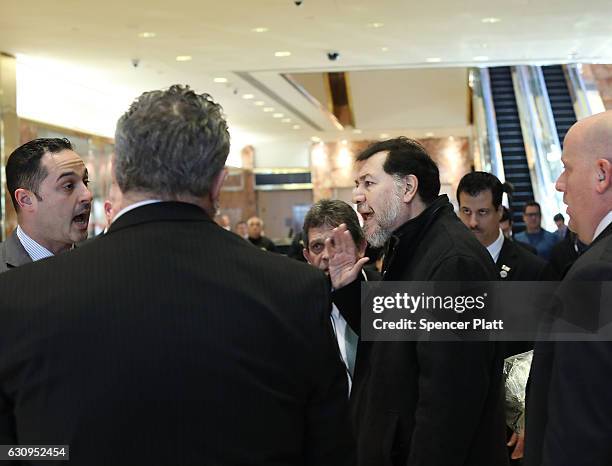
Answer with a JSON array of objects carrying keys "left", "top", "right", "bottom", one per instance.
[{"left": 0, "top": 85, "right": 353, "bottom": 466}]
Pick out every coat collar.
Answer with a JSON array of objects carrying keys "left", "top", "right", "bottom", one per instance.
[
  {"left": 107, "top": 201, "right": 214, "bottom": 234},
  {"left": 589, "top": 221, "right": 612, "bottom": 249},
  {"left": 3, "top": 228, "right": 33, "bottom": 269},
  {"left": 382, "top": 195, "right": 452, "bottom": 277}
]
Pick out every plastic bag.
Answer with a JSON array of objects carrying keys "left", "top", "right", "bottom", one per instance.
[{"left": 503, "top": 350, "right": 533, "bottom": 433}]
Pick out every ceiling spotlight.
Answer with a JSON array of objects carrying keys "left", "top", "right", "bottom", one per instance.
[
  {"left": 252, "top": 27, "right": 269, "bottom": 33},
  {"left": 481, "top": 17, "right": 501, "bottom": 24},
  {"left": 367, "top": 22, "right": 384, "bottom": 28},
  {"left": 138, "top": 32, "right": 156, "bottom": 38},
  {"left": 274, "top": 51, "right": 292, "bottom": 57},
  {"left": 213, "top": 77, "right": 228, "bottom": 83},
  {"left": 292, "top": 125, "right": 301, "bottom": 130},
  {"left": 473, "top": 56, "right": 489, "bottom": 61},
  {"left": 381, "top": 47, "right": 389, "bottom": 52},
  {"left": 263, "top": 107, "right": 275, "bottom": 112},
  {"left": 311, "top": 136, "right": 321, "bottom": 142},
  {"left": 176, "top": 55, "right": 192, "bottom": 62},
  {"left": 426, "top": 57, "right": 442, "bottom": 63},
  {"left": 242, "top": 94, "right": 254, "bottom": 99},
  {"left": 272, "top": 113, "right": 284, "bottom": 118},
  {"left": 425, "top": 132, "right": 434, "bottom": 137},
  {"left": 379, "top": 133, "right": 390, "bottom": 139},
  {"left": 353, "top": 129, "right": 362, "bottom": 134},
  {"left": 253, "top": 101, "right": 265, "bottom": 106}
]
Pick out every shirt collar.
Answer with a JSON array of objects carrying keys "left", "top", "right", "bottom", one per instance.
[
  {"left": 16, "top": 225, "right": 54, "bottom": 261},
  {"left": 112, "top": 199, "right": 163, "bottom": 224},
  {"left": 486, "top": 229, "right": 505, "bottom": 263},
  {"left": 593, "top": 211, "right": 612, "bottom": 242}
]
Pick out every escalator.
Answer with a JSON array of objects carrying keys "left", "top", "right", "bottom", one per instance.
[
  {"left": 541, "top": 65, "right": 578, "bottom": 149},
  {"left": 488, "top": 66, "right": 534, "bottom": 231}
]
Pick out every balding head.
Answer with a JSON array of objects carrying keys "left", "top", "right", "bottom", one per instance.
[
  {"left": 556, "top": 111, "right": 612, "bottom": 244},
  {"left": 247, "top": 216, "right": 264, "bottom": 239}
]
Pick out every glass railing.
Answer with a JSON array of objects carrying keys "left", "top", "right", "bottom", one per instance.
[
  {"left": 469, "top": 67, "right": 505, "bottom": 181},
  {"left": 564, "top": 63, "right": 606, "bottom": 120},
  {"left": 511, "top": 65, "right": 564, "bottom": 231}
]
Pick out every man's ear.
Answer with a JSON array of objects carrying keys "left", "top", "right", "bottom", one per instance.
[
  {"left": 402, "top": 174, "right": 419, "bottom": 203},
  {"left": 210, "top": 168, "right": 228, "bottom": 203},
  {"left": 15, "top": 188, "right": 36, "bottom": 212},
  {"left": 595, "top": 159, "right": 612, "bottom": 193},
  {"left": 302, "top": 248, "right": 311, "bottom": 264}
]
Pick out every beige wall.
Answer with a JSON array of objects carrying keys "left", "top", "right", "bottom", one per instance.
[
  {"left": 256, "top": 189, "right": 313, "bottom": 241},
  {"left": 589, "top": 64, "right": 612, "bottom": 111}
]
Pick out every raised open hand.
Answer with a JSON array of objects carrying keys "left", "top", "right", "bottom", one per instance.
[{"left": 326, "top": 223, "right": 369, "bottom": 289}]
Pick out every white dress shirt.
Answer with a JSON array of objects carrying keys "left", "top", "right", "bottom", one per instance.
[
  {"left": 486, "top": 229, "right": 505, "bottom": 263},
  {"left": 16, "top": 225, "right": 54, "bottom": 261},
  {"left": 112, "top": 199, "right": 162, "bottom": 223},
  {"left": 593, "top": 211, "right": 612, "bottom": 242}
]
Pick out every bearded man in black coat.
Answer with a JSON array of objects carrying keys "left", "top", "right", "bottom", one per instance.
[{"left": 329, "top": 137, "right": 508, "bottom": 466}]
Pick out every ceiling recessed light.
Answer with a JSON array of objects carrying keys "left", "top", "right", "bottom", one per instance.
[
  {"left": 282, "top": 118, "right": 291, "bottom": 123},
  {"left": 380, "top": 133, "right": 390, "bottom": 139},
  {"left": 367, "top": 22, "right": 384, "bottom": 28},
  {"left": 138, "top": 32, "right": 156, "bottom": 38},
  {"left": 253, "top": 100, "right": 265, "bottom": 106},
  {"left": 425, "top": 132, "right": 434, "bottom": 137},
  {"left": 272, "top": 113, "right": 284, "bottom": 118},
  {"left": 176, "top": 55, "right": 192, "bottom": 62},
  {"left": 426, "top": 57, "right": 442, "bottom": 63},
  {"left": 263, "top": 107, "right": 275, "bottom": 112},
  {"left": 481, "top": 17, "right": 501, "bottom": 24},
  {"left": 341, "top": 139, "right": 348, "bottom": 145},
  {"left": 252, "top": 27, "right": 269, "bottom": 33},
  {"left": 213, "top": 77, "right": 228, "bottom": 83},
  {"left": 274, "top": 51, "right": 291, "bottom": 57},
  {"left": 292, "top": 125, "right": 301, "bottom": 130},
  {"left": 353, "top": 129, "right": 362, "bottom": 134},
  {"left": 311, "top": 136, "right": 321, "bottom": 142},
  {"left": 381, "top": 47, "right": 389, "bottom": 52},
  {"left": 473, "top": 56, "right": 489, "bottom": 61},
  {"left": 242, "top": 94, "right": 254, "bottom": 100}
]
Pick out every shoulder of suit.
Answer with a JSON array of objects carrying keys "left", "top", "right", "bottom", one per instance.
[
  {"left": 582, "top": 232, "right": 612, "bottom": 263},
  {"left": 502, "top": 237, "right": 546, "bottom": 272}
]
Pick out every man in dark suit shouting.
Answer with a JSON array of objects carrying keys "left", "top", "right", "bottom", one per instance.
[
  {"left": 525, "top": 111, "right": 612, "bottom": 466},
  {"left": 0, "top": 85, "right": 353, "bottom": 466}
]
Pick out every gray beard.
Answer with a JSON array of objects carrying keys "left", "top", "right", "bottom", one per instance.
[{"left": 365, "top": 190, "right": 403, "bottom": 248}]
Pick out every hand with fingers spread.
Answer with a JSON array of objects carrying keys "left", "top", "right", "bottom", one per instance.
[{"left": 326, "top": 223, "right": 370, "bottom": 290}]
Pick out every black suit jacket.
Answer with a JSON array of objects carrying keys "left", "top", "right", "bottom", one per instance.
[
  {"left": 525, "top": 222, "right": 612, "bottom": 466},
  {"left": 0, "top": 202, "right": 353, "bottom": 466},
  {"left": 334, "top": 196, "right": 508, "bottom": 466},
  {"left": 497, "top": 238, "right": 546, "bottom": 357},
  {"left": 497, "top": 237, "right": 546, "bottom": 282}
]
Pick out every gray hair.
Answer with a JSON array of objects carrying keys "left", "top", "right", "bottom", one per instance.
[
  {"left": 114, "top": 84, "right": 230, "bottom": 197},
  {"left": 303, "top": 199, "right": 364, "bottom": 248}
]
